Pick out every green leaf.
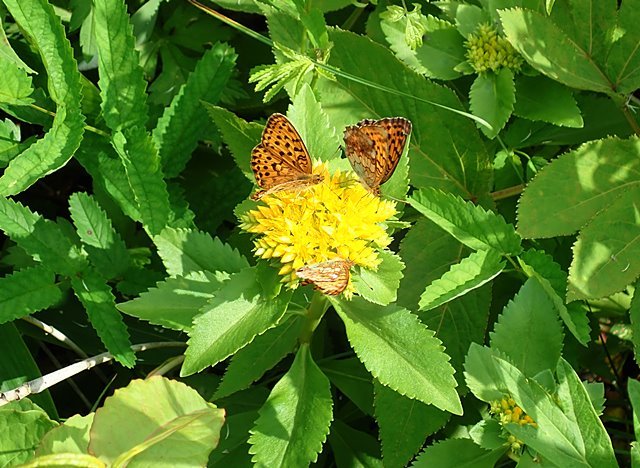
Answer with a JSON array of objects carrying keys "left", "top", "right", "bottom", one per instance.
[
  {"left": 631, "top": 285, "right": 640, "bottom": 367},
  {"left": 0, "top": 196, "right": 87, "bottom": 276},
  {"left": 117, "top": 271, "right": 226, "bottom": 331},
  {"left": 88, "top": 377, "right": 225, "bottom": 466},
  {"left": 36, "top": 413, "right": 94, "bottom": 456},
  {"left": 352, "top": 250, "right": 405, "bottom": 306},
  {"left": 374, "top": 382, "right": 450, "bottom": 468},
  {"left": 629, "top": 378, "right": 640, "bottom": 441},
  {"left": 514, "top": 75, "right": 583, "bottom": 127},
  {"left": 0, "top": 14, "right": 35, "bottom": 73},
  {"left": 72, "top": 270, "right": 135, "bottom": 367},
  {"left": 490, "top": 278, "right": 563, "bottom": 377},
  {"left": 409, "top": 188, "right": 522, "bottom": 255},
  {"left": 214, "top": 315, "right": 303, "bottom": 399},
  {"left": 153, "top": 43, "right": 237, "bottom": 178},
  {"left": 0, "top": 55, "right": 33, "bottom": 105},
  {"left": 568, "top": 190, "right": 640, "bottom": 300},
  {"left": 208, "top": 411, "right": 255, "bottom": 466},
  {"left": 69, "top": 192, "right": 130, "bottom": 279},
  {"left": 500, "top": 8, "right": 612, "bottom": 94},
  {"left": 469, "top": 69, "right": 515, "bottom": 138},
  {"left": 320, "top": 358, "right": 374, "bottom": 416},
  {"left": 154, "top": 227, "right": 248, "bottom": 277},
  {"left": 0, "top": 119, "right": 32, "bottom": 169},
  {"left": 0, "top": 266, "right": 62, "bottom": 324},
  {"left": 328, "top": 420, "right": 382, "bottom": 468},
  {"left": 605, "top": 0, "right": 640, "bottom": 94},
  {"left": 419, "top": 249, "right": 504, "bottom": 311},
  {"left": 413, "top": 438, "right": 504, "bottom": 468},
  {"left": 0, "top": 400, "right": 57, "bottom": 467},
  {"left": 317, "top": 29, "right": 491, "bottom": 199},
  {"left": 517, "top": 136, "right": 640, "bottom": 238},
  {"left": 248, "top": 344, "right": 333, "bottom": 467},
  {"left": 332, "top": 297, "right": 462, "bottom": 415},
  {"left": 182, "top": 267, "right": 291, "bottom": 376},
  {"left": 0, "top": 0, "right": 85, "bottom": 196}
]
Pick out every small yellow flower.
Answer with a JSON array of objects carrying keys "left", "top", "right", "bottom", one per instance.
[
  {"left": 240, "top": 163, "right": 397, "bottom": 295},
  {"left": 489, "top": 395, "right": 537, "bottom": 453},
  {"left": 465, "top": 24, "right": 523, "bottom": 73}
]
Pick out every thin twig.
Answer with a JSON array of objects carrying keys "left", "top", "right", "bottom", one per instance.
[
  {"left": 22, "top": 316, "right": 88, "bottom": 359},
  {"left": 147, "top": 355, "right": 185, "bottom": 378},
  {"left": 491, "top": 184, "right": 524, "bottom": 201}
]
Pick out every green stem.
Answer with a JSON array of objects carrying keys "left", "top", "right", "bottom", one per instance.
[
  {"left": 299, "top": 292, "right": 329, "bottom": 344},
  {"left": 621, "top": 101, "right": 640, "bottom": 137},
  {"left": 491, "top": 184, "right": 524, "bottom": 201}
]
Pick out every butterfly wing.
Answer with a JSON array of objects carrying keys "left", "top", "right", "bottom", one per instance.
[
  {"left": 296, "top": 259, "right": 352, "bottom": 296},
  {"left": 250, "top": 113, "right": 313, "bottom": 190}
]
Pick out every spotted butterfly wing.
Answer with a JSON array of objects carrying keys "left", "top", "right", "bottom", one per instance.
[
  {"left": 250, "top": 113, "right": 323, "bottom": 200},
  {"left": 344, "top": 117, "right": 412, "bottom": 195},
  {"left": 296, "top": 259, "right": 354, "bottom": 296}
]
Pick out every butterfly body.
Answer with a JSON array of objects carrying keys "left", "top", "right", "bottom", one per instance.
[
  {"left": 344, "top": 117, "right": 412, "bottom": 195},
  {"left": 250, "top": 113, "right": 323, "bottom": 200},
  {"left": 296, "top": 259, "right": 355, "bottom": 296}
]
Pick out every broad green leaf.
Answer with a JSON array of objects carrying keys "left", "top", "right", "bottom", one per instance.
[
  {"left": 469, "top": 419, "right": 506, "bottom": 451},
  {"left": 203, "top": 104, "right": 263, "bottom": 177},
  {"left": 631, "top": 285, "right": 640, "bottom": 367},
  {"left": 214, "top": 315, "right": 303, "bottom": 399},
  {"left": 568, "top": 189, "right": 640, "bottom": 300},
  {"left": 320, "top": 358, "right": 374, "bottom": 416},
  {"left": 182, "top": 267, "right": 291, "bottom": 376},
  {"left": 333, "top": 297, "right": 462, "bottom": 415},
  {"left": 328, "top": 420, "right": 382, "bottom": 468},
  {"left": 409, "top": 188, "right": 522, "bottom": 255},
  {"left": 629, "top": 378, "right": 640, "bottom": 441},
  {"left": 517, "top": 136, "right": 640, "bottom": 238},
  {"left": 353, "top": 250, "right": 405, "bottom": 306},
  {"left": 500, "top": 8, "right": 612, "bottom": 94},
  {"left": 419, "top": 249, "right": 504, "bottom": 311},
  {"left": 248, "top": 344, "right": 333, "bottom": 467},
  {"left": 72, "top": 270, "right": 135, "bottom": 367},
  {"left": 117, "top": 271, "right": 226, "bottom": 331},
  {"left": 317, "top": 29, "right": 491, "bottom": 199},
  {"left": 18, "top": 454, "right": 104, "bottom": 467},
  {"left": 0, "top": 401, "right": 57, "bottom": 467},
  {"left": 0, "top": 0, "right": 85, "bottom": 196},
  {"left": 0, "top": 266, "right": 62, "bottom": 324},
  {"left": 380, "top": 10, "right": 429, "bottom": 75},
  {"left": 514, "top": 75, "right": 583, "bottom": 127},
  {"left": 469, "top": 69, "right": 515, "bottom": 138},
  {"left": 0, "top": 119, "right": 33, "bottom": 168},
  {"left": 0, "top": 55, "right": 33, "bottom": 105},
  {"left": 289, "top": 84, "right": 341, "bottom": 162},
  {"left": 413, "top": 438, "right": 504, "bottom": 468},
  {"left": 36, "top": 413, "right": 94, "bottom": 456},
  {"left": 374, "top": 382, "right": 450, "bottom": 468},
  {"left": 0, "top": 196, "right": 87, "bottom": 276},
  {"left": 605, "top": 0, "right": 640, "bottom": 94},
  {"left": 451, "top": 3, "right": 489, "bottom": 37},
  {"left": 153, "top": 43, "right": 237, "bottom": 178},
  {"left": 415, "top": 27, "right": 467, "bottom": 80},
  {"left": 490, "top": 278, "right": 564, "bottom": 377},
  {"left": 69, "top": 192, "right": 130, "bottom": 279},
  {"left": 0, "top": 15, "right": 35, "bottom": 73},
  {"left": 89, "top": 377, "right": 225, "bottom": 466},
  {"left": 583, "top": 381, "right": 605, "bottom": 417},
  {"left": 154, "top": 227, "right": 248, "bottom": 277}
]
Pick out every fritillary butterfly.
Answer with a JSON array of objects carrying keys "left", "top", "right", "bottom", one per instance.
[
  {"left": 296, "top": 259, "right": 355, "bottom": 296},
  {"left": 344, "top": 117, "right": 412, "bottom": 195},
  {"left": 250, "top": 113, "right": 323, "bottom": 200}
]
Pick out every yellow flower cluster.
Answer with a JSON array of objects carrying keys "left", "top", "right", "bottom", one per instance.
[
  {"left": 240, "top": 163, "right": 397, "bottom": 290},
  {"left": 465, "top": 24, "right": 523, "bottom": 73},
  {"left": 490, "top": 396, "right": 537, "bottom": 453}
]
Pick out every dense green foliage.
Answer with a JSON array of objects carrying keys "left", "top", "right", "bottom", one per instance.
[{"left": 0, "top": 0, "right": 639, "bottom": 466}]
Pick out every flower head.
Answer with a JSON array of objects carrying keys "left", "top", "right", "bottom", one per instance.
[
  {"left": 240, "top": 163, "right": 396, "bottom": 295},
  {"left": 465, "top": 24, "right": 523, "bottom": 73},
  {"left": 489, "top": 395, "right": 537, "bottom": 453}
]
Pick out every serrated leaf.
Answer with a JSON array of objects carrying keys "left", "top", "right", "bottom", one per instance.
[
  {"left": 413, "top": 438, "right": 504, "bottom": 468},
  {"left": 328, "top": 420, "right": 382, "bottom": 468},
  {"left": 0, "top": 15, "right": 35, "bottom": 73},
  {"left": 353, "top": 250, "right": 405, "bottom": 306},
  {"left": 568, "top": 190, "right": 640, "bottom": 301},
  {"left": 153, "top": 43, "right": 237, "bottom": 178},
  {"left": 631, "top": 285, "right": 640, "bottom": 367},
  {"left": 320, "top": 358, "right": 374, "bottom": 416},
  {"left": 374, "top": 382, "right": 449, "bottom": 468},
  {"left": 69, "top": 192, "right": 130, "bottom": 279},
  {"left": 181, "top": 267, "right": 291, "bottom": 376},
  {"left": 605, "top": 0, "right": 640, "bottom": 94},
  {"left": 332, "top": 297, "right": 462, "bottom": 415},
  {"left": 469, "top": 419, "right": 506, "bottom": 451},
  {"left": 490, "top": 278, "right": 563, "bottom": 377},
  {"left": 88, "top": 377, "right": 225, "bottom": 466},
  {"left": 248, "top": 344, "right": 332, "bottom": 467},
  {"left": 518, "top": 136, "right": 640, "bottom": 238},
  {"left": 0, "top": 196, "right": 87, "bottom": 276},
  {"left": 72, "top": 270, "right": 135, "bottom": 367},
  {"left": 117, "top": 271, "right": 226, "bottom": 331},
  {"left": 420, "top": 249, "right": 504, "bottom": 311},
  {"left": 409, "top": 188, "right": 522, "bottom": 255},
  {"left": 0, "top": 401, "right": 57, "bottom": 467},
  {"left": 214, "top": 315, "right": 303, "bottom": 399},
  {"left": 514, "top": 75, "right": 583, "bottom": 127},
  {"left": 0, "top": 0, "right": 85, "bottom": 196},
  {"left": 469, "top": 69, "right": 515, "bottom": 139},
  {"left": 0, "top": 55, "right": 33, "bottom": 105},
  {"left": 154, "top": 227, "right": 248, "bottom": 277},
  {"left": 36, "top": 413, "right": 93, "bottom": 456},
  {"left": 0, "top": 266, "right": 62, "bottom": 324},
  {"left": 629, "top": 378, "right": 640, "bottom": 441}
]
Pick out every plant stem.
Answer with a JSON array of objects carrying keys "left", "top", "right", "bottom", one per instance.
[
  {"left": 621, "top": 102, "right": 640, "bottom": 136},
  {"left": 299, "top": 292, "right": 329, "bottom": 344},
  {"left": 491, "top": 184, "right": 524, "bottom": 201}
]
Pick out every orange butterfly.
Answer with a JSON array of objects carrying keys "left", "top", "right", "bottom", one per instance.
[
  {"left": 344, "top": 117, "right": 412, "bottom": 195},
  {"left": 250, "top": 113, "right": 323, "bottom": 200},
  {"left": 296, "top": 259, "right": 355, "bottom": 296}
]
